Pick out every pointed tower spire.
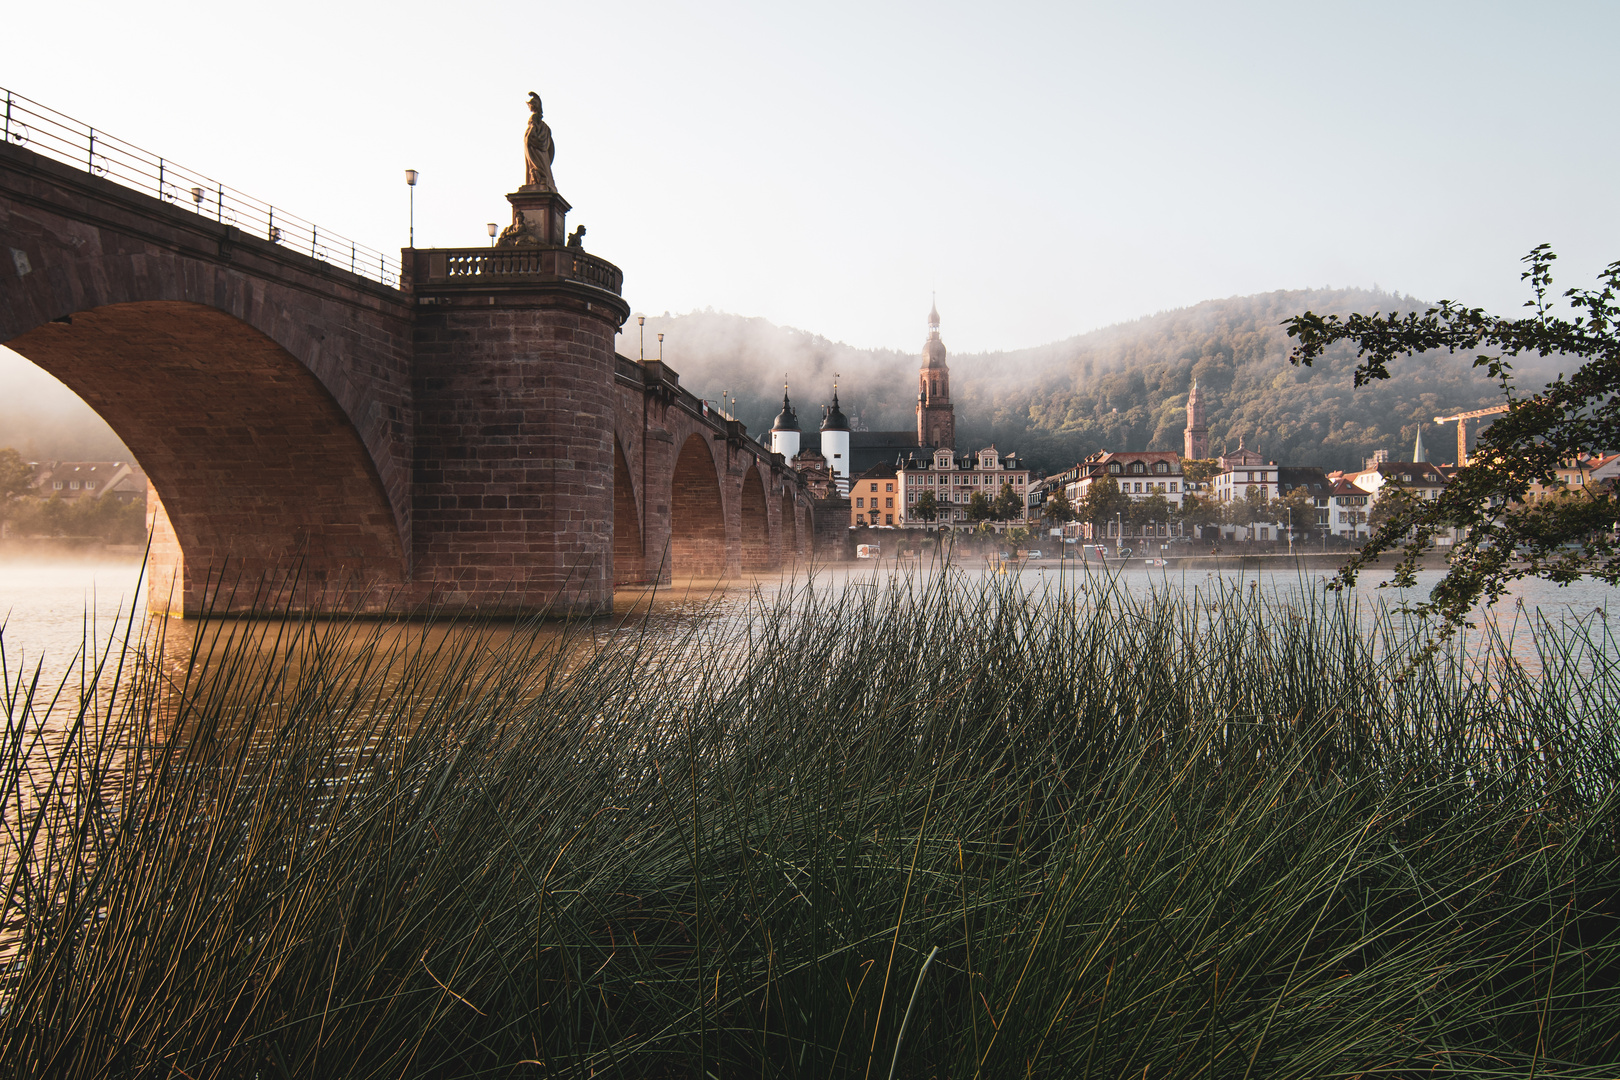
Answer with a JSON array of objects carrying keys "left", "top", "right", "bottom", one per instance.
[
  {"left": 1412, "top": 424, "right": 1428, "bottom": 463},
  {"left": 770, "top": 378, "right": 801, "bottom": 458},
  {"left": 917, "top": 297, "right": 954, "bottom": 450},
  {"left": 1184, "top": 377, "right": 1208, "bottom": 459}
]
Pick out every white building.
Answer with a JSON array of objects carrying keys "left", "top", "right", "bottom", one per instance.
[
  {"left": 768, "top": 387, "right": 800, "bottom": 460},
  {"left": 818, "top": 387, "right": 851, "bottom": 497},
  {"left": 1326, "top": 476, "right": 1372, "bottom": 540},
  {"left": 1061, "top": 450, "right": 1189, "bottom": 542},
  {"left": 1212, "top": 441, "right": 1280, "bottom": 541},
  {"left": 1343, "top": 458, "right": 1448, "bottom": 507}
]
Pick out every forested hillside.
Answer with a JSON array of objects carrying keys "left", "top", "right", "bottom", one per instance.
[{"left": 624, "top": 289, "right": 1553, "bottom": 477}]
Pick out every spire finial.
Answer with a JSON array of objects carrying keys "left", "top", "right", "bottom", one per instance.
[{"left": 928, "top": 294, "right": 941, "bottom": 329}]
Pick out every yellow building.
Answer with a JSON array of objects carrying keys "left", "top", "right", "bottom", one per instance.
[{"left": 850, "top": 463, "right": 900, "bottom": 527}]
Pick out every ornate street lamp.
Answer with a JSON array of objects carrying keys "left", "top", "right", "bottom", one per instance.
[{"left": 486, "top": 222, "right": 498, "bottom": 247}]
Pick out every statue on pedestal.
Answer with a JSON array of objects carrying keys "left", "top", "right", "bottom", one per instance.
[{"left": 523, "top": 92, "right": 557, "bottom": 192}]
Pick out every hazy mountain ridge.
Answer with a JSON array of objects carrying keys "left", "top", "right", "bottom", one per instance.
[{"left": 623, "top": 289, "right": 1553, "bottom": 476}]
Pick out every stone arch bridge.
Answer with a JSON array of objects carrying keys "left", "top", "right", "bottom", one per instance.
[{"left": 0, "top": 138, "right": 814, "bottom": 615}]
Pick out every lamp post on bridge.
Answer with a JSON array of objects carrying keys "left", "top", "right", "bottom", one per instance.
[
  {"left": 404, "top": 169, "right": 418, "bottom": 248},
  {"left": 486, "top": 222, "right": 497, "bottom": 247}
]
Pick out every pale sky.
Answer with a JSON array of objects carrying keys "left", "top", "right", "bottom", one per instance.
[{"left": 6, "top": 1, "right": 1616, "bottom": 353}]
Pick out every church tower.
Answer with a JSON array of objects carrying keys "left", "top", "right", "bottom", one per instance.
[
  {"left": 1184, "top": 379, "right": 1209, "bottom": 459},
  {"left": 916, "top": 299, "right": 956, "bottom": 449}
]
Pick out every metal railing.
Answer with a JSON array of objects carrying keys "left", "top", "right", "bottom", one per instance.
[{"left": 1, "top": 86, "right": 402, "bottom": 289}]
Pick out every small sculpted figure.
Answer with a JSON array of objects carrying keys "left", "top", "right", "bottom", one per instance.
[
  {"left": 523, "top": 91, "right": 556, "bottom": 191},
  {"left": 567, "top": 225, "right": 586, "bottom": 249}
]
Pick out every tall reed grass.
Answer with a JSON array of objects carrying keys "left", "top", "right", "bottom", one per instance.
[{"left": 3, "top": 570, "right": 1618, "bottom": 1077}]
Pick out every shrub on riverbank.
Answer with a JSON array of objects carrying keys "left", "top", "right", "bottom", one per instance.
[{"left": 4, "top": 571, "right": 1618, "bottom": 1077}]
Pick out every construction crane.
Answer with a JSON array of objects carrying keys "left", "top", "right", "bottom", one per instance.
[{"left": 1434, "top": 404, "right": 1508, "bottom": 467}]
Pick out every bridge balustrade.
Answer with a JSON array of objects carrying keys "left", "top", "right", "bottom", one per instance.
[{"left": 419, "top": 247, "right": 624, "bottom": 295}]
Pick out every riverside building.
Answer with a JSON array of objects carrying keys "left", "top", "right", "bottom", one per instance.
[
  {"left": 894, "top": 446, "right": 1029, "bottom": 531},
  {"left": 1062, "top": 451, "right": 1189, "bottom": 542}
]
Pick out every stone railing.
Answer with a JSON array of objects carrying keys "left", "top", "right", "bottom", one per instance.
[
  {"left": 418, "top": 247, "right": 623, "bottom": 295},
  {"left": 570, "top": 251, "right": 623, "bottom": 293}
]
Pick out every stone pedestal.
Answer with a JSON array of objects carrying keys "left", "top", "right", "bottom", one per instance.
[{"left": 500, "top": 187, "right": 571, "bottom": 246}]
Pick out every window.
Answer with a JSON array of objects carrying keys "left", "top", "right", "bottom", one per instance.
[
  {"left": 53, "top": 481, "right": 63, "bottom": 490},
  {"left": 85, "top": 481, "right": 96, "bottom": 490},
  {"left": 1109, "top": 463, "right": 1121, "bottom": 474},
  {"left": 1170, "top": 482, "right": 1178, "bottom": 493},
  {"left": 885, "top": 498, "right": 893, "bottom": 508},
  {"left": 870, "top": 483, "right": 879, "bottom": 492},
  {"left": 885, "top": 514, "right": 893, "bottom": 525},
  {"left": 1154, "top": 462, "right": 1168, "bottom": 474},
  {"left": 856, "top": 497, "right": 864, "bottom": 507},
  {"left": 885, "top": 482, "right": 894, "bottom": 492},
  {"left": 70, "top": 481, "right": 80, "bottom": 490}
]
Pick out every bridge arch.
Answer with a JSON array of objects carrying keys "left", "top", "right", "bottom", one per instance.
[
  {"left": 780, "top": 491, "right": 800, "bottom": 564},
  {"left": 4, "top": 301, "right": 408, "bottom": 611},
  {"left": 670, "top": 433, "right": 726, "bottom": 578},
  {"left": 612, "top": 434, "right": 645, "bottom": 585},
  {"left": 739, "top": 462, "right": 774, "bottom": 573},
  {"left": 0, "top": 152, "right": 414, "bottom": 613}
]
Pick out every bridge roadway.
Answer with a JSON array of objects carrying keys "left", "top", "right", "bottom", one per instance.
[{"left": 0, "top": 139, "right": 814, "bottom": 615}]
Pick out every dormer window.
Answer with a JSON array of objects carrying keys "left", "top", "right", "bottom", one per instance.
[
  {"left": 1154, "top": 462, "right": 1168, "bottom": 474},
  {"left": 1109, "top": 463, "right": 1121, "bottom": 475}
]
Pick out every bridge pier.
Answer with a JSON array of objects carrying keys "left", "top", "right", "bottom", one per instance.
[{"left": 408, "top": 268, "right": 628, "bottom": 613}]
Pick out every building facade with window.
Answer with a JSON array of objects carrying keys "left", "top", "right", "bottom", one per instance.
[
  {"left": 1327, "top": 476, "right": 1372, "bottom": 539},
  {"left": 850, "top": 462, "right": 900, "bottom": 527},
  {"left": 892, "top": 445, "right": 1030, "bottom": 531},
  {"left": 1343, "top": 459, "right": 1448, "bottom": 506},
  {"left": 30, "top": 461, "right": 147, "bottom": 505},
  {"left": 1062, "top": 450, "right": 1188, "bottom": 541}
]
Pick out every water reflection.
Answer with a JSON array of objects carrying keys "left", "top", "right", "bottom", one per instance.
[{"left": 3, "top": 554, "right": 1618, "bottom": 697}]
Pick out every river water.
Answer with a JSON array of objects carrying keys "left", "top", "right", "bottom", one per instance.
[{"left": 3, "top": 553, "right": 1618, "bottom": 695}]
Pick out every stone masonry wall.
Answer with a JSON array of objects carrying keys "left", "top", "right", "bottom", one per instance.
[{"left": 411, "top": 291, "right": 622, "bottom": 614}]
